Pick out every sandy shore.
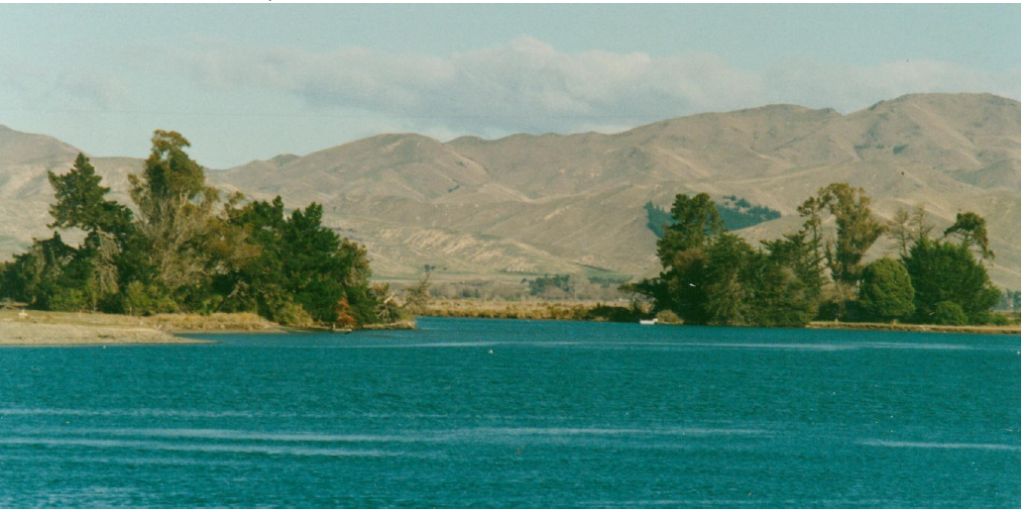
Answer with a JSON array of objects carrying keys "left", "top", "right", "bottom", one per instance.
[
  {"left": 807, "top": 320, "right": 1020, "bottom": 335},
  {"left": 0, "top": 310, "right": 283, "bottom": 346}
]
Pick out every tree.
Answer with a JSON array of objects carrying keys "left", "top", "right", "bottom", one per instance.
[
  {"left": 652, "top": 193, "right": 723, "bottom": 323},
  {"left": 0, "top": 233, "right": 74, "bottom": 306},
  {"left": 47, "top": 153, "right": 132, "bottom": 236},
  {"left": 944, "top": 211, "right": 994, "bottom": 260},
  {"left": 128, "top": 130, "right": 219, "bottom": 297},
  {"left": 903, "top": 238, "right": 1000, "bottom": 324},
  {"left": 932, "top": 301, "right": 968, "bottom": 326},
  {"left": 218, "top": 196, "right": 383, "bottom": 326},
  {"left": 404, "top": 265, "right": 433, "bottom": 313},
  {"left": 857, "top": 258, "right": 915, "bottom": 321},
  {"left": 815, "top": 183, "right": 885, "bottom": 284},
  {"left": 702, "top": 233, "right": 754, "bottom": 325},
  {"left": 656, "top": 193, "right": 723, "bottom": 266},
  {"left": 888, "top": 208, "right": 912, "bottom": 259}
]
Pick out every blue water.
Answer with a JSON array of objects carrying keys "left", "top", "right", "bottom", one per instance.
[{"left": 0, "top": 317, "right": 1019, "bottom": 507}]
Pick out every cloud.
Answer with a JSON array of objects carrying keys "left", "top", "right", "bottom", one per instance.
[
  {"left": 178, "top": 37, "right": 1024, "bottom": 137},
  {"left": 762, "top": 58, "right": 1021, "bottom": 111}
]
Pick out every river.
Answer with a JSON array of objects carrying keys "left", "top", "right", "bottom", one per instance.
[{"left": 0, "top": 317, "right": 1018, "bottom": 507}]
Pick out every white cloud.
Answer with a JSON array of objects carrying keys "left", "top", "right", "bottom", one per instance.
[
  {"left": 127, "top": 37, "right": 1024, "bottom": 139},
  {"left": 181, "top": 38, "right": 761, "bottom": 135}
]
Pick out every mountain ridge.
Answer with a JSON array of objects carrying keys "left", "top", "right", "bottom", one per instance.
[{"left": 0, "top": 93, "right": 1019, "bottom": 289}]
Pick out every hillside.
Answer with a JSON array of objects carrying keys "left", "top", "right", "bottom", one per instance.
[{"left": 0, "top": 93, "right": 1019, "bottom": 290}]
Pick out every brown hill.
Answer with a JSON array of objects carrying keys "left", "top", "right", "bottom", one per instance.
[{"left": 0, "top": 93, "right": 1019, "bottom": 290}]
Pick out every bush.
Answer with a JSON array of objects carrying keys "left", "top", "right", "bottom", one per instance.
[
  {"left": 932, "top": 301, "right": 968, "bottom": 325},
  {"left": 270, "top": 300, "right": 314, "bottom": 327},
  {"left": 585, "top": 304, "right": 644, "bottom": 322},
  {"left": 858, "top": 258, "right": 915, "bottom": 321},
  {"left": 655, "top": 310, "right": 683, "bottom": 324},
  {"left": 121, "top": 281, "right": 178, "bottom": 316},
  {"left": 47, "top": 288, "right": 90, "bottom": 312}
]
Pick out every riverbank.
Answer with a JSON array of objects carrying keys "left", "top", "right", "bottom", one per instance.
[
  {"left": 0, "top": 310, "right": 284, "bottom": 346},
  {"left": 808, "top": 320, "right": 1020, "bottom": 335},
  {"left": 420, "top": 299, "right": 1020, "bottom": 334},
  {"left": 0, "top": 310, "right": 420, "bottom": 346},
  {"left": 421, "top": 299, "right": 611, "bottom": 320}
]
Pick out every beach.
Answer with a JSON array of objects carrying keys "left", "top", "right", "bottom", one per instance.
[{"left": 0, "top": 310, "right": 282, "bottom": 346}]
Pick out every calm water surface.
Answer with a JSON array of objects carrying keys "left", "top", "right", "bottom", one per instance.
[{"left": 0, "top": 317, "right": 1019, "bottom": 507}]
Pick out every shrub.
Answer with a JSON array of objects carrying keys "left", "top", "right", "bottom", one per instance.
[
  {"left": 655, "top": 310, "right": 683, "bottom": 324},
  {"left": 121, "top": 281, "right": 178, "bottom": 316},
  {"left": 858, "top": 258, "right": 915, "bottom": 321},
  {"left": 932, "top": 301, "right": 968, "bottom": 326},
  {"left": 47, "top": 288, "right": 90, "bottom": 312}
]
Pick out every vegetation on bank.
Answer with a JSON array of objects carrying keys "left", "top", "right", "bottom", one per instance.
[
  {"left": 631, "top": 184, "right": 1010, "bottom": 327},
  {"left": 645, "top": 195, "right": 781, "bottom": 237},
  {"left": 0, "top": 130, "right": 407, "bottom": 329}
]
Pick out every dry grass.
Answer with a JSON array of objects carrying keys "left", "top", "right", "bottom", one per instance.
[
  {"left": 0, "top": 309, "right": 418, "bottom": 346},
  {"left": 145, "top": 312, "right": 283, "bottom": 333},
  {"left": 0, "top": 310, "right": 283, "bottom": 346},
  {"left": 808, "top": 321, "right": 1020, "bottom": 335},
  {"left": 420, "top": 299, "right": 625, "bottom": 320}
]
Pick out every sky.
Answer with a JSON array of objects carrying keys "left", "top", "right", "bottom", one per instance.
[{"left": 0, "top": 4, "right": 1019, "bottom": 168}]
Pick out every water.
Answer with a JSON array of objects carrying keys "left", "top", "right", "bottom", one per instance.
[{"left": 0, "top": 317, "right": 1018, "bottom": 507}]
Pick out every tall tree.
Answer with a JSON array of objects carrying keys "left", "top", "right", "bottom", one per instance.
[
  {"left": 47, "top": 153, "right": 132, "bottom": 236},
  {"left": 943, "top": 211, "right": 994, "bottom": 260},
  {"left": 903, "top": 238, "right": 1000, "bottom": 323},
  {"left": 653, "top": 193, "right": 723, "bottom": 323},
  {"left": 128, "top": 130, "right": 219, "bottom": 296},
  {"left": 815, "top": 183, "right": 885, "bottom": 284}
]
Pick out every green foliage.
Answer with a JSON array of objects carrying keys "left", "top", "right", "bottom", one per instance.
[
  {"left": 48, "top": 153, "right": 132, "bottom": 235},
  {"left": 814, "top": 183, "right": 885, "bottom": 284},
  {"left": 743, "top": 253, "right": 818, "bottom": 326},
  {"left": 404, "top": 268, "right": 432, "bottom": 314},
  {"left": 702, "top": 233, "right": 754, "bottom": 325},
  {"left": 1, "top": 129, "right": 396, "bottom": 328},
  {"left": 640, "top": 194, "right": 821, "bottom": 327},
  {"left": 716, "top": 195, "right": 782, "bottom": 230},
  {"left": 944, "top": 211, "right": 994, "bottom": 260},
  {"left": 644, "top": 197, "right": 781, "bottom": 237},
  {"left": 931, "top": 301, "right": 968, "bottom": 326},
  {"left": 525, "top": 274, "right": 574, "bottom": 297},
  {"left": 654, "top": 310, "right": 683, "bottom": 324},
  {"left": 0, "top": 233, "right": 75, "bottom": 307},
  {"left": 121, "top": 281, "right": 178, "bottom": 316},
  {"left": 47, "top": 288, "right": 90, "bottom": 312},
  {"left": 858, "top": 258, "right": 915, "bottom": 321},
  {"left": 218, "top": 197, "right": 383, "bottom": 326},
  {"left": 903, "top": 238, "right": 1000, "bottom": 324},
  {"left": 635, "top": 185, "right": 1000, "bottom": 327},
  {"left": 584, "top": 303, "right": 645, "bottom": 322}
]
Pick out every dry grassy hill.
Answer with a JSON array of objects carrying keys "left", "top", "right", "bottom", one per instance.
[{"left": 0, "top": 93, "right": 1019, "bottom": 290}]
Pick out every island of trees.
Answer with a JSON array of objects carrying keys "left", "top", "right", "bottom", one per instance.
[
  {"left": 634, "top": 184, "right": 1009, "bottom": 327},
  {"left": 0, "top": 130, "right": 403, "bottom": 328}
]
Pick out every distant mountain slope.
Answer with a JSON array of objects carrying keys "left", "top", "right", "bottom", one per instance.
[{"left": 0, "top": 93, "right": 1019, "bottom": 289}]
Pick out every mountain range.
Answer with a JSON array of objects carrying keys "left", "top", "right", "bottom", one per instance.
[{"left": 0, "top": 93, "right": 1019, "bottom": 290}]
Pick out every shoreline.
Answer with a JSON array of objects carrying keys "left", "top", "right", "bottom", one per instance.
[
  {"left": 2, "top": 305, "right": 1017, "bottom": 346},
  {"left": 806, "top": 320, "right": 1020, "bottom": 335},
  {"left": 0, "top": 311, "right": 281, "bottom": 346},
  {"left": 419, "top": 300, "right": 1020, "bottom": 335},
  {"left": 0, "top": 310, "right": 414, "bottom": 346}
]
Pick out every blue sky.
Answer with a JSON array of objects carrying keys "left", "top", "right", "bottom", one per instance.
[{"left": 0, "top": 4, "right": 1019, "bottom": 168}]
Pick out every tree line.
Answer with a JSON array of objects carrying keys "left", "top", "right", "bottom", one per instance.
[
  {"left": 632, "top": 183, "right": 1006, "bottom": 326},
  {"left": 0, "top": 130, "right": 402, "bottom": 328}
]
